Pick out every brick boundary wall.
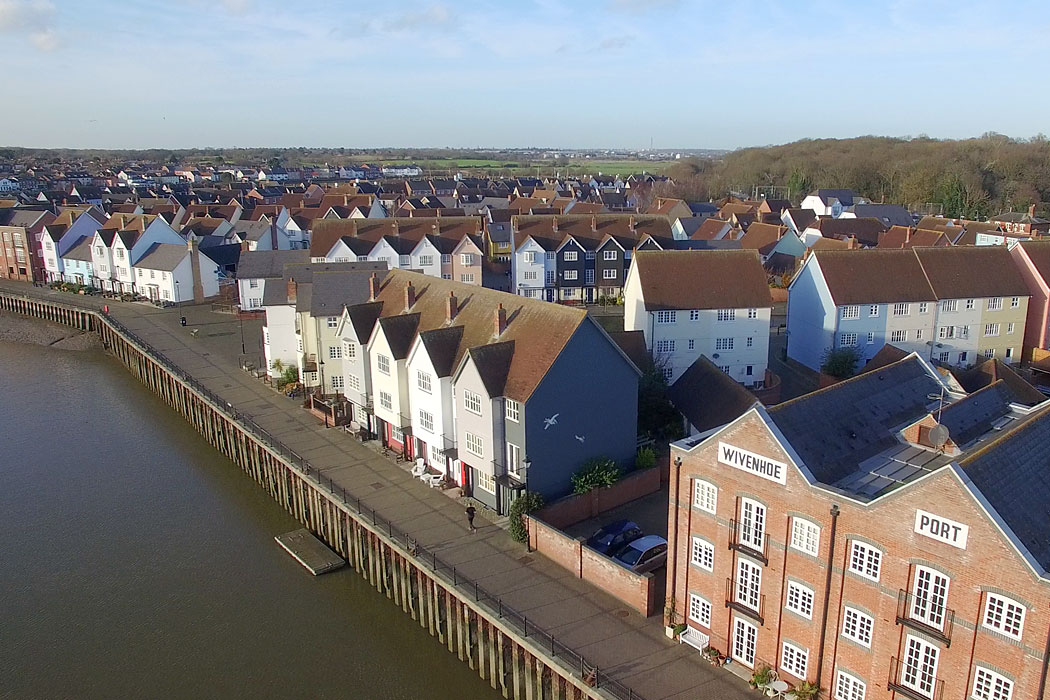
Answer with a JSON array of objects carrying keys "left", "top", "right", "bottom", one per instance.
[
  {"left": 527, "top": 516, "right": 658, "bottom": 616},
  {"left": 537, "top": 467, "right": 662, "bottom": 530}
]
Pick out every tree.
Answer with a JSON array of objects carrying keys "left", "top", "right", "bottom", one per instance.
[
  {"left": 508, "top": 491, "right": 543, "bottom": 543},
  {"left": 822, "top": 347, "right": 862, "bottom": 379},
  {"left": 637, "top": 359, "right": 685, "bottom": 441}
]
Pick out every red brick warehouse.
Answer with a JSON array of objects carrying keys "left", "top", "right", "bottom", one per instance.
[{"left": 667, "top": 351, "right": 1050, "bottom": 700}]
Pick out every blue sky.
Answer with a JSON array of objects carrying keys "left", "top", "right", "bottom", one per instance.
[{"left": 1, "top": 0, "right": 1047, "bottom": 150}]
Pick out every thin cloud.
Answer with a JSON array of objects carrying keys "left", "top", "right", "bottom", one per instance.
[
  {"left": 609, "top": 0, "right": 680, "bottom": 11},
  {"left": 376, "top": 4, "right": 454, "bottom": 33},
  {"left": 597, "top": 34, "right": 635, "bottom": 50},
  {"left": 0, "top": 0, "right": 58, "bottom": 50}
]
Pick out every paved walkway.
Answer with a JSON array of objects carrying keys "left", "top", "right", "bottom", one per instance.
[{"left": 0, "top": 282, "right": 753, "bottom": 700}]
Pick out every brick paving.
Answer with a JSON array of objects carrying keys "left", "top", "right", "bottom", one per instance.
[{"left": 0, "top": 282, "right": 754, "bottom": 700}]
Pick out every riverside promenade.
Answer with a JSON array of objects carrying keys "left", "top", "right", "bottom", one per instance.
[{"left": 0, "top": 281, "right": 751, "bottom": 700}]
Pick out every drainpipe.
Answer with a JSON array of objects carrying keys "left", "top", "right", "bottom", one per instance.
[
  {"left": 814, "top": 504, "right": 840, "bottom": 690},
  {"left": 1038, "top": 604, "right": 1050, "bottom": 699},
  {"left": 666, "top": 454, "right": 683, "bottom": 625}
]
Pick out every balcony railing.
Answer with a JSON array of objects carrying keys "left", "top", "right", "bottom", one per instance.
[
  {"left": 896, "top": 589, "right": 955, "bottom": 646},
  {"left": 728, "top": 519, "right": 768, "bottom": 564},
  {"left": 724, "top": 578, "right": 764, "bottom": 625},
  {"left": 887, "top": 656, "right": 944, "bottom": 700}
]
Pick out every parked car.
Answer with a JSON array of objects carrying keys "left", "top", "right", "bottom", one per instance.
[
  {"left": 611, "top": 535, "right": 668, "bottom": 574},
  {"left": 586, "top": 520, "right": 643, "bottom": 555}
]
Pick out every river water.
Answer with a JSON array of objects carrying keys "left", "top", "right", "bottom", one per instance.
[{"left": 0, "top": 340, "right": 495, "bottom": 699}]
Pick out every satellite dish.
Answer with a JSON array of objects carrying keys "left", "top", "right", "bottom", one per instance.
[{"left": 929, "top": 423, "right": 950, "bottom": 448}]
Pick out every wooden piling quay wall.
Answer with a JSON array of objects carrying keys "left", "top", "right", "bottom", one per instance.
[{"left": 0, "top": 293, "right": 644, "bottom": 700}]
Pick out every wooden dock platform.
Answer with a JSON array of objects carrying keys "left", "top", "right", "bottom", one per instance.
[{"left": 275, "top": 529, "right": 346, "bottom": 575}]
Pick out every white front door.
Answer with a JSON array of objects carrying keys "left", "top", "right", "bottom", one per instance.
[
  {"left": 739, "top": 498, "right": 766, "bottom": 550},
  {"left": 735, "top": 558, "right": 762, "bottom": 611},
  {"left": 902, "top": 635, "right": 939, "bottom": 697},
  {"left": 732, "top": 617, "right": 757, "bottom": 667},
  {"left": 911, "top": 567, "right": 949, "bottom": 630}
]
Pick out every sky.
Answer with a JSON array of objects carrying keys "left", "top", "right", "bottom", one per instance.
[{"left": 1, "top": 0, "right": 1048, "bottom": 150}]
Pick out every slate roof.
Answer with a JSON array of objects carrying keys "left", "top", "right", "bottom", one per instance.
[
  {"left": 633, "top": 250, "right": 772, "bottom": 311},
  {"left": 784, "top": 208, "right": 817, "bottom": 231},
  {"left": 853, "top": 204, "right": 914, "bottom": 228},
  {"left": 134, "top": 242, "right": 188, "bottom": 271},
  {"left": 377, "top": 313, "right": 422, "bottom": 359},
  {"left": 959, "top": 406, "right": 1050, "bottom": 572},
  {"left": 62, "top": 237, "right": 94, "bottom": 262},
  {"left": 768, "top": 355, "right": 945, "bottom": 485},
  {"left": 469, "top": 341, "right": 515, "bottom": 397},
  {"left": 668, "top": 355, "right": 758, "bottom": 433},
  {"left": 417, "top": 325, "right": 466, "bottom": 377},
  {"left": 952, "top": 357, "right": 1046, "bottom": 407},
  {"left": 261, "top": 261, "right": 388, "bottom": 307},
  {"left": 606, "top": 330, "right": 650, "bottom": 371},
  {"left": 236, "top": 249, "right": 309, "bottom": 279},
  {"left": 0, "top": 209, "right": 49, "bottom": 228},
  {"left": 913, "top": 246, "right": 1030, "bottom": 299},
  {"left": 813, "top": 249, "right": 936, "bottom": 305},
  {"left": 811, "top": 189, "right": 858, "bottom": 207},
  {"left": 937, "top": 381, "right": 1016, "bottom": 447},
  {"left": 304, "top": 268, "right": 388, "bottom": 317},
  {"left": 811, "top": 217, "right": 887, "bottom": 246}
]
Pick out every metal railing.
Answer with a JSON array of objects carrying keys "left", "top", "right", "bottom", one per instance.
[
  {"left": 91, "top": 307, "right": 645, "bottom": 700},
  {"left": 728, "top": 519, "right": 768, "bottom": 564},
  {"left": 725, "top": 578, "right": 765, "bottom": 625},
  {"left": 896, "top": 589, "right": 954, "bottom": 646},
  {"left": 888, "top": 656, "right": 944, "bottom": 700}
]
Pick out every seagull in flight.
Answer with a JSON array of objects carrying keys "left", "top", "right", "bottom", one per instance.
[
  {"left": 543, "top": 414, "right": 559, "bottom": 430},
  {"left": 574, "top": 434, "right": 585, "bottom": 443}
]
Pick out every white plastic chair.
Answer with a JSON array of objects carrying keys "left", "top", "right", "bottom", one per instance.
[
  {"left": 411, "top": 458, "right": 427, "bottom": 478},
  {"left": 422, "top": 473, "right": 445, "bottom": 488}
]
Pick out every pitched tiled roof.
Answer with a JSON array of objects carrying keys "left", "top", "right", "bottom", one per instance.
[
  {"left": 813, "top": 249, "right": 936, "bottom": 305},
  {"left": 784, "top": 208, "right": 817, "bottom": 231},
  {"left": 738, "top": 222, "right": 785, "bottom": 255},
  {"left": 952, "top": 357, "right": 1047, "bottom": 407},
  {"left": 1018, "top": 240, "right": 1050, "bottom": 281},
  {"left": 668, "top": 355, "right": 758, "bottom": 433},
  {"left": 913, "top": 246, "right": 1029, "bottom": 299},
  {"left": 811, "top": 217, "right": 887, "bottom": 246},
  {"left": 632, "top": 249, "right": 772, "bottom": 311}
]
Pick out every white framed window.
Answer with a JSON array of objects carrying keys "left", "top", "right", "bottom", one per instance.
[
  {"left": 1007, "top": 322, "right": 1015, "bottom": 334},
  {"left": 347, "top": 374, "right": 360, "bottom": 391},
  {"left": 785, "top": 581, "right": 814, "bottom": 619},
  {"left": 972, "top": 667, "right": 1014, "bottom": 700},
  {"left": 377, "top": 354, "right": 390, "bottom": 375},
  {"left": 890, "top": 329, "right": 907, "bottom": 342},
  {"left": 966, "top": 298, "right": 976, "bottom": 310},
  {"left": 987, "top": 297, "right": 1003, "bottom": 311},
  {"left": 655, "top": 339, "right": 675, "bottom": 353},
  {"left": 655, "top": 310, "right": 676, "bottom": 324},
  {"left": 849, "top": 541, "right": 881, "bottom": 581},
  {"left": 841, "top": 305, "right": 860, "bottom": 320},
  {"left": 689, "top": 593, "right": 711, "bottom": 627},
  {"left": 959, "top": 352, "right": 968, "bottom": 363},
  {"left": 465, "top": 432, "right": 484, "bottom": 459},
  {"left": 689, "top": 309, "right": 700, "bottom": 321},
  {"left": 460, "top": 253, "right": 475, "bottom": 265},
  {"left": 984, "top": 323, "right": 1001, "bottom": 337},
  {"left": 840, "top": 332, "right": 858, "bottom": 346},
  {"left": 715, "top": 337, "right": 734, "bottom": 351},
  {"left": 441, "top": 254, "right": 452, "bottom": 264},
  {"left": 739, "top": 498, "right": 765, "bottom": 550},
  {"left": 563, "top": 250, "right": 578, "bottom": 262},
  {"left": 419, "top": 255, "right": 434, "bottom": 267},
  {"left": 545, "top": 251, "right": 555, "bottom": 260},
  {"left": 983, "top": 348, "right": 995, "bottom": 358},
  {"left": 563, "top": 270, "right": 578, "bottom": 281},
  {"left": 835, "top": 671, "right": 866, "bottom": 700},
  {"left": 585, "top": 251, "right": 595, "bottom": 260},
  {"left": 345, "top": 342, "right": 356, "bottom": 360},
  {"left": 919, "top": 302, "right": 929, "bottom": 314},
  {"left": 545, "top": 270, "right": 555, "bottom": 285},
  {"left": 687, "top": 339, "right": 695, "bottom": 350},
  {"left": 585, "top": 269, "right": 595, "bottom": 285},
  {"left": 603, "top": 250, "right": 617, "bottom": 260},
  {"left": 902, "top": 635, "right": 939, "bottom": 698},
  {"left": 662, "top": 367, "right": 673, "bottom": 380},
  {"left": 916, "top": 328, "right": 925, "bottom": 340},
  {"left": 938, "top": 325, "right": 955, "bottom": 340},
  {"left": 748, "top": 308, "right": 757, "bottom": 319},
  {"left": 523, "top": 251, "right": 536, "bottom": 264},
  {"left": 330, "top": 375, "right": 344, "bottom": 390},
  {"left": 719, "top": 364, "right": 731, "bottom": 374},
  {"left": 505, "top": 399, "right": 520, "bottom": 422},
  {"left": 506, "top": 442, "right": 521, "bottom": 475},
  {"left": 476, "top": 470, "right": 495, "bottom": 492},
  {"left": 693, "top": 480, "right": 717, "bottom": 513},
  {"left": 524, "top": 271, "right": 538, "bottom": 280},
  {"left": 325, "top": 315, "right": 338, "bottom": 328},
  {"left": 691, "top": 537, "right": 714, "bottom": 571},
  {"left": 911, "top": 567, "right": 950, "bottom": 630},
  {"left": 379, "top": 391, "right": 392, "bottom": 411},
  {"left": 746, "top": 336, "right": 753, "bottom": 347},
  {"left": 842, "top": 607, "right": 874, "bottom": 647},
  {"left": 893, "top": 302, "right": 909, "bottom": 316},
  {"left": 416, "top": 370, "right": 432, "bottom": 393},
  {"left": 1005, "top": 347, "right": 1014, "bottom": 360},
  {"left": 602, "top": 268, "right": 616, "bottom": 279},
  {"left": 982, "top": 593, "right": 1026, "bottom": 640},
  {"left": 732, "top": 617, "right": 757, "bottom": 667},
  {"left": 1011, "top": 296, "right": 1020, "bottom": 308},
  {"left": 418, "top": 410, "right": 434, "bottom": 433},
  {"left": 460, "top": 273, "right": 476, "bottom": 283},
  {"left": 717, "top": 309, "right": 736, "bottom": 321},
  {"left": 734, "top": 559, "right": 762, "bottom": 611},
  {"left": 868, "top": 304, "right": 879, "bottom": 317},
  {"left": 780, "top": 641, "right": 808, "bottom": 679},
  {"left": 399, "top": 255, "right": 411, "bottom": 266},
  {"left": 942, "top": 299, "right": 958, "bottom": 312},
  {"left": 297, "top": 338, "right": 303, "bottom": 352},
  {"left": 790, "top": 518, "right": 820, "bottom": 556},
  {"left": 866, "top": 331, "right": 875, "bottom": 344},
  {"left": 328, "top": 345, "right": 341, "bottom": 359},
  {"left": 430, "top": 443, "right": 443, "bottom": 465},
  {"left": 463, "top": 389, "right": 483, "bottom": 415}
]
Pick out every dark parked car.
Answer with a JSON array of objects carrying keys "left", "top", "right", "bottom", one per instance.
[
  {"left": 586, "top": 520, "right": 643, "bottom": 555},
  {"left": 611, "top": 535, "right": 668, "bottom": 574}
]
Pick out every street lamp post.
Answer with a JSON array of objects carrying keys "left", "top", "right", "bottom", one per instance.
[
  {"left": 176, "top": 280, "right": 186, "bottom": 326},
  {"left": 523, "top": 455, "right": 533, "bottom": 552}
]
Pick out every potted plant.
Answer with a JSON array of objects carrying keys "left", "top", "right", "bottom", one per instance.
[
  {"left": 750, "top": 666, "right": 774, "bottom": 690},
  {"left": 792, "top": 681, "right": 819, "bottom": 699},
  {"left": 702, "top": 646, "right": 721, "bottom": 664}
]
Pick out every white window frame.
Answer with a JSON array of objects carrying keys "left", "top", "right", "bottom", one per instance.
[
  {"left": 505, "top": 399, "right": 520, "bottom": 422},
  {"left": 655, "top": 310, "right": 676, "bottom": 324},
  {"left": 987, "top": 297, "right": 1003, "bottom": 311},
  {"left": 868, "top": 305, "right": 879, "bottom": 317},
  {"left": 377, "top": 354, "right": 391, "bottom": 375},
  {"left": 911, "top": 566, "right": 950, "bottom": 631},
  {"left": 942, "top": 299, "right": 958, "bottom": 312},
  {"left": 734, "top": 558, "right": 762, "bottom": 610},
  {"left": 603, "top": 249, "right": 617, "bottom": 260},
  {"left": 984, "top": 323, "right": 1000, "bottom": 337},
  {"left": 790, "top": 518, "right": 820, "bottom": 556},
  {"left": 893, "top": 302, "right": 909, "bottom": 316},
  {"left": 417, "top": 370, "right": 432, "bottom": 394},
  {"left": 330, "top": 375, "right": 344, "bottom": 391},
  {"left": 739, "top": 498, "right": 765, "bottom": 551},
  {"left": 563, "top": 270, "right": 578, "bottom": 281},
  {"left": 328, "top": 345, "right": 341, "bottom": 360},
  {"left": 919, "top": 302, "right": 929, "bottom": 313},
  {"left": 732, "top": 617, "right": 757, "bottom": 668},
  {"left": 463, "top": 390, "right": 483, "bottom": 416},
  {"left": 563, "top": 250, "right": 578, "bottom": 262},
  {"left": 748, "top": 308, "right": 757, "bottom": 319},
  {"left": 901, "top": 635, "right": 940, "bottom": 698},
  {"left": 785, "top": 581, "right": 814, "bottom": 620},
  {"left": 717, "top": 309, "right": 736, "bottom": 321},
  {"left": 840, "top": 332, "right": 858, "bottom": 346},
  {"left": 691, "top": 536, "right": 714, "bottom": 571},
  {"left": 689, "top": 593, "right": 711, "bottom": 627},
  {"left": 460, "top": 253, "right": 475, "bottom": 266},
  {"left": 345, "top": 342, "right": 356, "bottom": 360},
  {"left": 418, "top": 409, "right": 434, "bottom": 433},
  {"left": 841, "top": 305, "right": 860, "bottom": 320},
  {"left": 655, "top": 339, "right": 675, "bottom": 353},
  {"left": 523, "top": 251, "right": 536, "bottom": 264},
  {"left": 1011, "top": 296, "right": 1020, "bottom": 308},
  {"left": 972, "top": 666, "right": 1014, "bottom": 700},
  {"left": 982, "top": 592, "right": 1026, "bottom": 640},
  {"left": 780, "top": 641, "right": 808, "bottom": 679},
  {"left": 379, "top": 391, "right": 392, "bottom": 411},
  {"left": 602, "top": 268, "right": 617, "bottom": 280},
  {"left": 465, "top": 432, "right": 484, "bottom": 459},
  {"left": 835, "top": 671, "right": 867, "bottom": 700},
  {"left": 476, "top": 470, "right": 495, "bottom": 493},
  {"left": 715, "top": 337, "right": 734, "bottom": 351},
  {"left": 842, "top": 606, "right": 874, "bottom": 647},
  {"left": 849, "top": 541, "right": 882, "bottom": 581},
  {"left": 693, "top": 480, "right": 717, "bottom": 513}
]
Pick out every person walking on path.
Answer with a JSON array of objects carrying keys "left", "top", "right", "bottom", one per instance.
[{"left": 465, "top": 505, "right": 477, "bottom": 533}]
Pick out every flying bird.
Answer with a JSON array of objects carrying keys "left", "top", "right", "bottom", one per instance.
[
  {"left": 543, "top": 414, "right": 559, "bottom": 430},
  {"left": 574, "top": 434, "right": 586, "bottom": 443}
]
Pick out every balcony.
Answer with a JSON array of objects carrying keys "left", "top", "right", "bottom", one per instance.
[
  {"left": 728, "top": 519, "right": 768, "bottom": 564},
  {"left": 888, "top": 656, "right": 944, "bottom": 700},
  {"left": 724, "top": 578, "right": 764, "bottom": 625},
  {"left": 896, "top": 590, "right": 954, "bottom": 646}
]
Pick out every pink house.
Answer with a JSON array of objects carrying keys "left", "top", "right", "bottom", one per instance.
[{"left": 1010, "top": 240, "right": 1050, "bottom": 356}]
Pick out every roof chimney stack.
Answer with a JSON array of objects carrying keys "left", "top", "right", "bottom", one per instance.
[
  {"left": 287, "top": 277, "right": 297, "bottom": 304},
  {"left": 446, "top": 291, "right": 458, "bottom": 323},
  {"left": 404, "top": 281, "right": 415, "bottom": 311},
  {"left": 591, "top": 214, "right": 598, "bottom": 232},
  {"left": 369, "top": 272, "right": 380, "bottom": 301},
  {"left": 1030, "top": 204, "right": 1037, "bottom": 218},
  {"left": 495, "top": 303, "right": 507, "bottom": 337}
]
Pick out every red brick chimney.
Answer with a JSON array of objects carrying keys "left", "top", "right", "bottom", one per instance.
[
  {"left": 1030, "top": 204, "right": 1037, "bottom": 218},
  {"left": 286, "top": 277, "right": 297, "bottom": 304},
  {"left": 628, "top": 215, "right": 636, "bottom": 232},
  {"left": 552, "top": 217, "right": 559, "bottom": 232},
  {"left": 404, "top": 281, "right": 415, "bottom": 311},
  {"left": 446, "top": 291, "right": 458, "bottom": 322},
  {"left": 591, "top": 215, "right": 598, "bottom": 232},
  {"left": 494, "top": 303, "right": 507, "bottom": 336},
  {"left": 369, "top": 272, "right": 380, "bottom": 301}
]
